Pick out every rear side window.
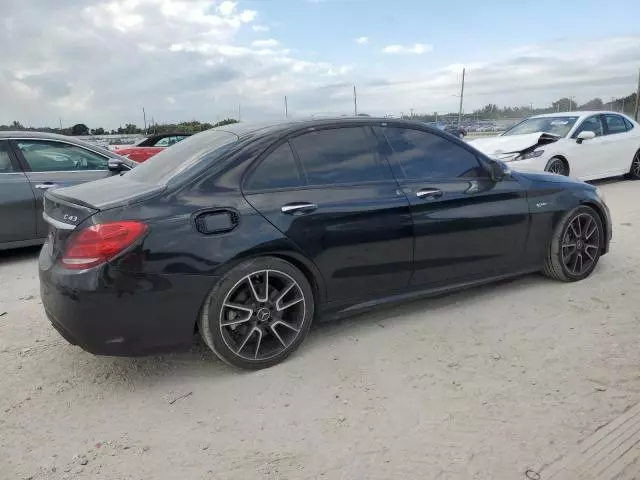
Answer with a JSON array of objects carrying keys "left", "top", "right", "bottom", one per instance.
[
  {"left": 604, "top": 114, "right": 628, "bottom": 135},
  {"left": 245, "top": 142, "right": 304, "bottom": 191},
  {"left": 290, "top": 126, "right": 391, "bottom": 185},
  {"left": 0, "top": 141, "right": 14, "bottom": 173},
  {"left": 382, "top": 127, "right": 486, "bottom": 179},
  {"left": 624, "top": 118, "right": 635, "bottom": 131}
]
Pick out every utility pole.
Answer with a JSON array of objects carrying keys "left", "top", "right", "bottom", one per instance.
[
  {"left": 353, "top": 85, "right": 358, "bottom": 116},
  {"left": 634, "top": 68, "right": 640, "bottom": 121},
  {"left": 142, "top": 107, "right": 147, "bottom": 133},
  {"left": 435, "top": 112, "right": 438, "bottom": 122},
  {"left": 410, "top": 108, "right": 414, "bottom": 119},
  {"left": 457, "top": 68, "right": 465, "bottom": 126},
  {"left": 569, "top": 96, "right": 575, "bottom": 112},
  {"left": 238, "top": 104, "right": 241, "bottom": 122},
  {"left": 59, "top": 117, "right": 63, "bottom": 131},
  {"left": 284, "top": 96, "right": 288, "bottom": 118}
]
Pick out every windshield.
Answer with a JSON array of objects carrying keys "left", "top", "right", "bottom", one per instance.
[
  {"left": 124, "top": 129, "right": 239, "bottom": 185},
  {"left": 502, "top": 116, "right": 579, "bottom": 137}
]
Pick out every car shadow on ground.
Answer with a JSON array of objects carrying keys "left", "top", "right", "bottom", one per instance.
[
  {"left": 58, "top": 272, "right": 551, "bottom": 387},
  {"left": 0, "top": 245, "right": 41, "bottom": 264}
]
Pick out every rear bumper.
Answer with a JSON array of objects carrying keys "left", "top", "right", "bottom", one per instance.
[{"left": 39, "top": 251, "right": 217, "bottom": 356}]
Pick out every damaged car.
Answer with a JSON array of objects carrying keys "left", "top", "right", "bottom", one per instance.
[{"left": 470, "top": 111, "right": 640, "bottom": 181}]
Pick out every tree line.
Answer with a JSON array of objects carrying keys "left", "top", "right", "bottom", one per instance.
[
  {"left": 0, "top": 119, "right": 239, "bottom": 136},
  {"left": 408, "top": 92, "right": 638, "bottom": 122}
]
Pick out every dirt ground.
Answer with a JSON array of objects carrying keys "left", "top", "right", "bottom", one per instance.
[{"left": 1, "top": 179, "right": 639, "bottom": 480}]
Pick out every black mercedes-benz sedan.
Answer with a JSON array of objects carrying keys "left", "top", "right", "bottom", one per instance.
[{"left": 39, "top": 117, "right": 612, "bottom": 369}]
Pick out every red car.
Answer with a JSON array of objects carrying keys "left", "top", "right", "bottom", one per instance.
[{"left": 115, "top": 133, "right": 191, "bottom": 162}]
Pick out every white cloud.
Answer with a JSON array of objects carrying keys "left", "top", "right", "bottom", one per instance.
[
  {"left": 1, "top": 1, "right": 639, "bottom": 126},
  {"left": 355, "top": 36, "right": 368, "bottom": 45},
  {"left": 252, "top": 38, "right": 279, "bottom": 48},
  {"left": 252, "top": 25, "right": 270, "bottom": 32},
  {"left": 382, "top": 43, "right": 433, "bottom": 55}
]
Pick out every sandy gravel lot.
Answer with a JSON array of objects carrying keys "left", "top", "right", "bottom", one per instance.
[{"left": 1, "top": 179, "right": 639, "bottom": 480}]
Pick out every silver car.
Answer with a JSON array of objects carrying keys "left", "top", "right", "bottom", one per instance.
[{"left": 0, "top": 131, "right": 137, "bottom": 250}]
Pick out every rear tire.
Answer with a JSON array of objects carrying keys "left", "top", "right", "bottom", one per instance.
[
  {"left": 544, "top": 157, "right": 569, "bottom": 176},
  {"left": 542, "top": 206, "right": 603, "bottom": 282},
  {"left": 627, "top": 150, "right": 640, "bottom": 180},
  {"left": 198, "top": 257, "right": 314, "bottom": 370}
]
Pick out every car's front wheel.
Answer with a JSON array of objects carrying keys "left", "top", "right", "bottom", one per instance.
[
  {"left": 542, "top": 205, "right": 603, "bottom": 282},
  {"left": 198, "top": 257, "right": 314, "bottom": 369},
  {"left": 545, "top": 157, "right": 569, "bottom": 176}
]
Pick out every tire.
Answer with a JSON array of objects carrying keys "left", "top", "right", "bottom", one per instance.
[
  {"left": 627, "top": 150, "right": 640, "bottom": 180},
  {"left": 544, "top": 157, "right": 569, "bottom": 176},
  {"left": 542, "top": 205, "right": 603, "bottom": 282},
  {"left": 198, "top": 257, "right": 315, "bottom": 370}
]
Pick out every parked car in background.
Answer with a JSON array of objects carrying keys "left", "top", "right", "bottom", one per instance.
[
  {"left": 115, "top": 132, "right": 192, "bottom": 162},
  {"left": 0, "top": 131, "right": 136, "bottom": 250},
  {"left": 39, "top": 118, "right": 610, "bottom": 370},
  {"left": 443, "top": 125, "right": 467, "bottom": 139},
  {"left": 470, "top": 111, "right": 640, "bottom": 180}
]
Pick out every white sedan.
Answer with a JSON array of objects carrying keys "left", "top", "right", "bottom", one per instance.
[{"left": 469, "top": 111, "right": 640, "bottom": 181}]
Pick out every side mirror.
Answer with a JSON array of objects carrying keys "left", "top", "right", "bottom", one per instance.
[
  {"left": 108, "top": 158, "right": 126, "bottom": 172},
  {"left": 488, "top": 160, "right": 505, "bottom": 182},
  {"left": 576, "top": 131, "right": 596, "bottom": 144}
]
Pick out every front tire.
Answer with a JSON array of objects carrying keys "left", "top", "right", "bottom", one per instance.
[
  {"left": 545, "top": 157, "right": 569, "bottom": 176},
  {"left": 198, "top": 257, "right": 314, "bottom": 370},
  {"left": 542, "top": 206, "right": 603, "bottom": 282}
]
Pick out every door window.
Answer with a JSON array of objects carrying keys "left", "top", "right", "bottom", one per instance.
[
  {"left": 0, "top": 141, "right": 15, "bottom": 173},
  {"left": 624, "top": 118, "right": 635, "bottom": 131},
  {"left": 381, "top": 126, "right": 486, "bottom": 179},
  {"left": 573, "top": 116, "right": 603, "bottom": 137},
  {"left": 603, "top": 114, "right": 628, "bottom": 135},
  {"left": 245, "top": 142, "right": 305, "bottom": 191},
  {"left": 15, "top": 140, "right": 109, "bottom": 172},
  {"left": 290, "top": 126, "right": 391, "bottom": 185}
]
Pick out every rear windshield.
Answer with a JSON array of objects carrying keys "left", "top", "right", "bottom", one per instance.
[{"left": 124, "top": 129, "right": 239, "bottom": 185}]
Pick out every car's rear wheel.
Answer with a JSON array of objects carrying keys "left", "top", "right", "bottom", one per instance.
[
  {"left": 627, "top": 150, "right": 640, "bottom": 180},
  {"left": 198, "top": 257, "right": 314, "bottom": 369},
  {"left": 545, "top": 157, "right": 569, "bottom": 176},
  {"left": 542, "top": 206, "right": 603, "bottom": 282}
]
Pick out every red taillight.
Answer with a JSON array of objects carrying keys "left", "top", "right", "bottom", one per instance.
[{"left": 62, "top": 221, "right": 148, "bottom": 270}]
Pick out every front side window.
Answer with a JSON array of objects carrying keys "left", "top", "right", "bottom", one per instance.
[
  {"left": 573, "top": 116, "right": 604, "bottom": 137},
  {"left": 15, "top": 140, "right": 109, "bottom": 172},
  {"left": 0, "top": 141, "right": 14, "bottom": 173},
  {"left": 603, "top": 115, "right": 628, "bottom": 135},
  {"left": 245, "top": 142, "right": 304, "bottom": 191},
  {"left": 382, "top": 127, "right": 486, "bottom": 180},
  {"left": 290, "top": 126, "right": 391, "bottom": 185}
]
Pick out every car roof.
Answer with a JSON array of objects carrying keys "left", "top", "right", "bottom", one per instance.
[
  {"left": 530, "top": 110, "right": 626, "bottom": 119},
  {"left": 213, "top": 116, "right": 435, "bottom": 138}
]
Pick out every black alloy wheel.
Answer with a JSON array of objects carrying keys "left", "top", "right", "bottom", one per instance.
[
  {"left": 629, "top": 150, "right": 640, "bottom": 179},
  {"left": 560, "top": 213, "right": 600, "bottom": 276},
  {"left": 546, "top": 157, "right": 568, "bottom": 176},
  {"left": 198, "top": 257, "right": 314, "bottom": 369},
  {"left": 543, "top": 206, "right": 603, "bottom": 282}
]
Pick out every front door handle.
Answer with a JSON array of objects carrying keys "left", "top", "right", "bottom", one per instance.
[
  {"left": 416, "top": 188, "right": 443, "bottom": 199},
  {"left": 34, "top": 183, "right": 58, "bottom": 190},
  {"left": 281, "top": 202, "right": 318, "bottom": 214}
]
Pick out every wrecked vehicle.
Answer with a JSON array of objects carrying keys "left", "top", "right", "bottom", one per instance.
[{"left": 469, "top": 112, "right": 640, "bottom": 181}]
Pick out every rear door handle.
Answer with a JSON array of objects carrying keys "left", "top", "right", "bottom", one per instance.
[
  {"left": 281, "top": 202, "right": 318, "bottom": 214},
  {"left": 34, "top": 183, "right": 58, "bottom": 190},
  {"left": 416, "top": 188, "right": 443, "bottom": 199}
]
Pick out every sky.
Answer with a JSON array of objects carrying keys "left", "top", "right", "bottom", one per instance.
[{"left": 2, "top": 0, "right": 640, "bottom": 128}]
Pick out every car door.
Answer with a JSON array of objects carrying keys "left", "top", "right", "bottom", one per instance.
[
  {"left": 568, "top": 115, "right": 608, "bottom": 178},
  {"left": 11, "top": 139, "right": 112, "bottom": 237},
  {"left": 376, "top": 124, "right": 530, "bottom": 287},
  {"left": 602, "top": 114, "right": 638, "bottom": 174},
  {"left": 242, "top": 125, "right": 414, "bottom": 304},
  {"left": 0, "top": 140, "right": 37, "bottom": 244}
]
